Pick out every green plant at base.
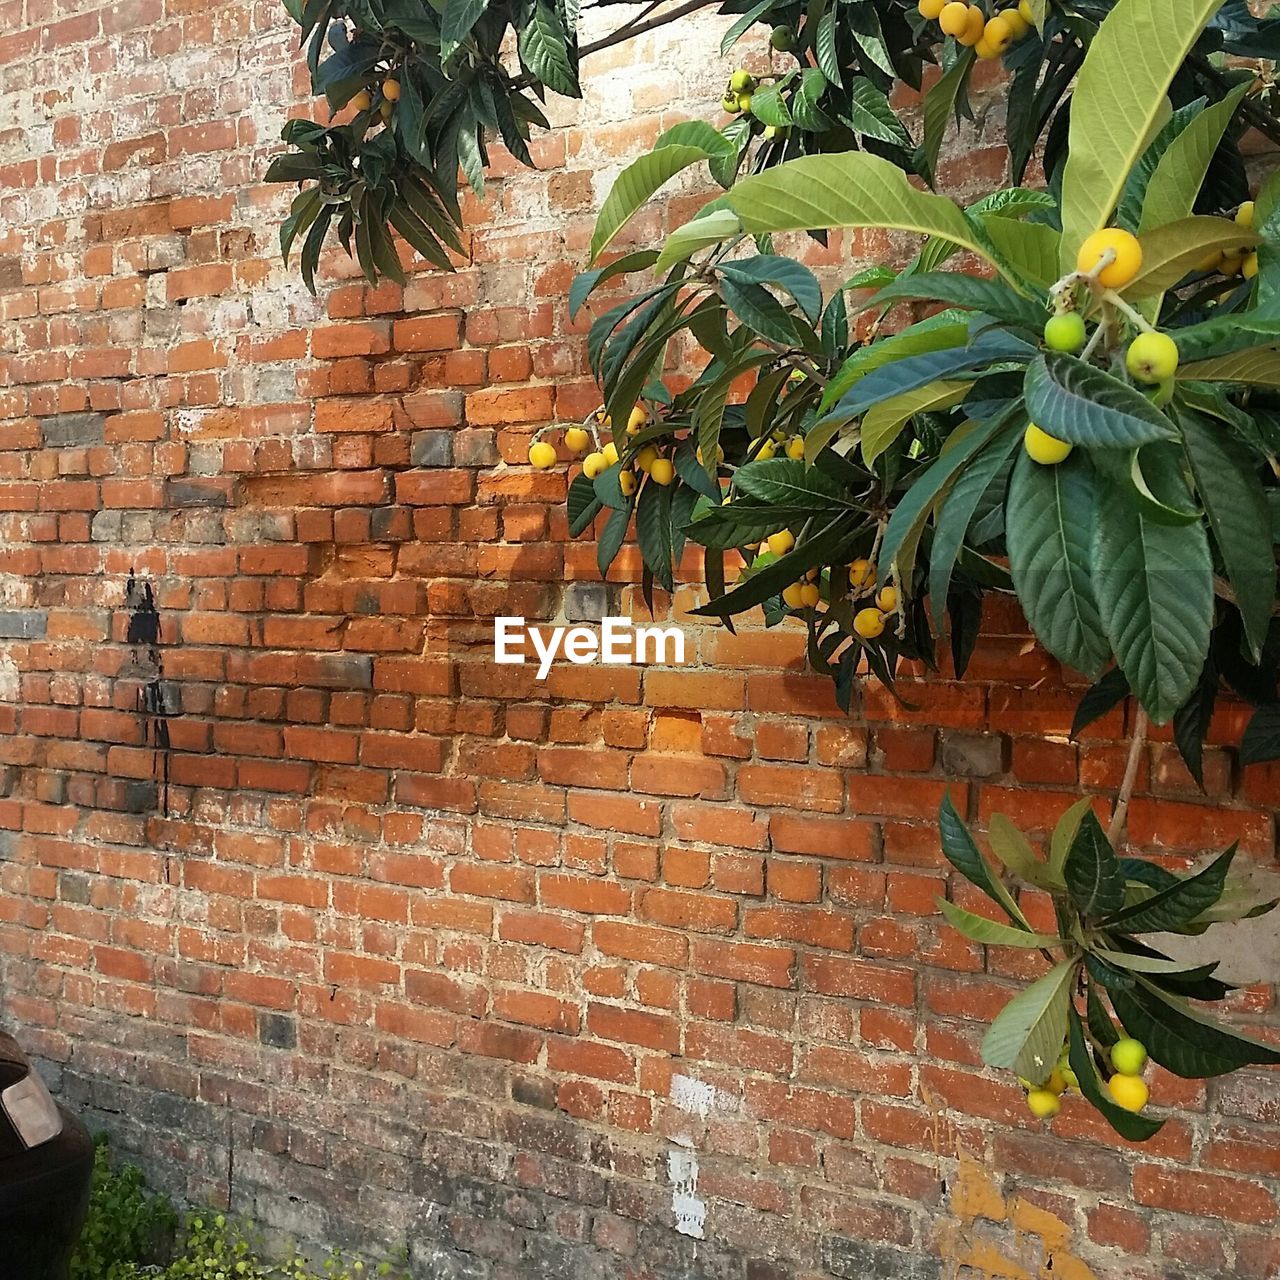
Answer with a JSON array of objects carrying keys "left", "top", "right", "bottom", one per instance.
[{"left": 938, "top": 794, "right": 1279, "bottom": 1139}]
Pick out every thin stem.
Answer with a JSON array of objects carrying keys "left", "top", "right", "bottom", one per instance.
[
  {"left": 1101, "top": 289, "right": 1157, "bottom": 336},
  {"left": 578, "top": 0, "right": 722, "bottom": 60},
  {"left": 1108, "top": 706, "right": 1148, "bottom": 847}
]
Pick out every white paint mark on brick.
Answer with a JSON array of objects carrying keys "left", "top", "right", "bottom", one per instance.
[
  {"left": 0, "top": 655, "right": 19, "bottom": 702},
  {"left": 670, "top": 1073, "right": 738, "bottom": 1121},
  {"left": 667, "top": 1148, "right": 705, "bottom": 1240}
]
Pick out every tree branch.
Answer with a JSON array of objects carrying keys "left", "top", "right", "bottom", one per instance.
[{"left": 1108, "top": 706, "right": 1148, "bottom": 847}]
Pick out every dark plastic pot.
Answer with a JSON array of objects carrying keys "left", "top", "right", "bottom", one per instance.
[{"left": 0, "top": 1032, "right": 94, "bottom": 1280}]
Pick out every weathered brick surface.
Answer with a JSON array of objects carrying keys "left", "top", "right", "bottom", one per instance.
[{"left": 0, "top": 4, "right": 1277, "bottom": 1280}]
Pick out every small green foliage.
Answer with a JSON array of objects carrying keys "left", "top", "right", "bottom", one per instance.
[{"left": 72, "top": 1143, "right": 408, "bottom": 1280}]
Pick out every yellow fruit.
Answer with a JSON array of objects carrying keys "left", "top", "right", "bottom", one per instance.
[
  {"left": 1001, "top": 7, "right": 1029, "bottom": 37},
  {"left": 938, "top": 1, "right": 971, "bottom": 35},
  {"left": 564, "top": 427, "right": 591, "bottom": 454},
  {"left": 1044, "top": 1068, "right": 1068, "bottom": 1096},
  {"left": 730, "top": 69, "right": 754, "bottom": 92},
  {"left": 919, "top": 0, "right": 947, "bottom": 15},
  {"left": 619, "top": 469, "right": 637, "bottom": 497},
  {"left": 382, "top": 78, "right": 401, "bottom": 101},
  {"left": 800, "top": 583, "right": 821, "bottom": 607},
  {"left": 1076, "top": 227, "right": 1143, "bottom": 289},
  {"left": 649, "top": 458, "right": 675, "bottom": 486},
  {"left": 627, "top": 405, "right": 649, "bottom": 435},
  {"left": 854, "top": 608, "right": 886, "bottom": 640},
  {"left": 785, "top": 436, "right": 806, "bottom": 460},
  {"left": 528, "top": 441, "right": 557, "bottom": 470},
  {"left": 958, "top": 4, "right": 986, "bottom": 44},
  {"left": 849, "top": 559, "right": 875, "bottom": 589},
  {"left": 1017, "top": 0, "right": 1034, "bottom": 19},
  {"left": 697, "top": 444, "right": 725, "bottom": 466},
  {"left": 582, "top": 452, "right": 607, "bottom": 479},
  {"left": 768, "top": 529, "right": 795, "bottom": 556},
  {"left": 351, "top": 89, "right": 372, "bottom": 112},
  {"left": 1236, "top": 200, "right": 1255, "bottom": 228},
  {"left": 1110, "top": 1037, "right": 1148, "bottom": 1077},
  {"left": 1024, "top": 423, "right": 1073, "bottom": 465},
  {"left": 722, "top": 92, "right": 741, "bottom": 114},
  {"left": 602, "top": 442, "right": 620, "bottom": 466},
  {"left": 1026, "top": 1089, "right": 1061, "bottom": 1119},
  {"left": 975, "top": 36, "right": 999, "bottom": 57},
  {"left": 635, "top": 445, "right": 659, "bottom": 473},
  {"left": 982, "top": 13, "right": 1015, "bottom": 50},
  {"left": 379, "top": 100, "right": 394, "bottom": 121},
  {"left": 756, "top": 438, "right": 777, "bottom": 460},
  {"left": 737, "top": 91, "right": 753, "bottom": 115},
  {"left": 1243, "top": 252, "right": 1260, "bottom": 280},
  {"left": 782, "top": 583, "right": 807, "bottom": 610},
  {"left": 875, "top": 585, "right": 899, "bottom": 613},
  {"left": 1220, "top": 249, "right": 1246, "bottom": 278},
  {"left": 1107, "top": 1074, "right": 1149, "bottom": 1112},
  {"left": 1125, "top": 331, "right": 1179, "bottom": 384}
]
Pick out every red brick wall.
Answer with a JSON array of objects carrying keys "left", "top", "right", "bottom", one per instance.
[{"left": 1, "top": 3, "right": 1277, "bottom": 1277}]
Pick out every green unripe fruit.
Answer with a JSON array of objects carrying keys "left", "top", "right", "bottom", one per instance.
[
  {"left": 1145, "top": 377, "right": 1175, "bottom": 408},
  {"left": 1111, "top": 1038, "right": 1148, "bottom": 1077},
  {"left": 769, "top": 24, "right": 796, "bottom": 50},
  {"left": 737, "top": 91, "right": 753, "bottom": 115},
  {"left": 730, "top": 69, "right": 755, "bottom": 92},
  {"left": 1126, "top": 331, "right": 1179, "bottom": 384},
  {"left": 1044, "top": 312, "right": 1087, "bottom": 353},
  {"left": 722, "top": 92, "right": 741, "bottom": 113}
]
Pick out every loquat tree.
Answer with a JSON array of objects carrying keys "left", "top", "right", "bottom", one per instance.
[{"left": 270, "top": 0, "right": 1280, "bottom": 1137}]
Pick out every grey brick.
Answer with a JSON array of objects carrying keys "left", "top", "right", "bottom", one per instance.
[
  {"left": 0, "top": 610, "right": 47, "bottom": 639},
  {"left": 411, "top": 430, "right": 454, "bottom": 467},
  {"left": 92, "top": 511, "right": 123, "bottom": 542},
  {"left": 564, "top": 584, "right": 612, "bottom": 623},
  {"left": 124, "top": 781, "right": 158, "bottom": 813},
  {"left": 41, "top": 412, "right": 104, "bottom": 447},
  {"left": 166, "top": 478, "right": 228, "bottom": 508},
  {"left": 822, "top": 1238, "right": 941, "bottom": 1280},
  {"left": 259, "top": 1013, "right": 297, "bottom": 1050},
  {"left": 940, "top": 731, "right": 1007, "bottom": 779}
]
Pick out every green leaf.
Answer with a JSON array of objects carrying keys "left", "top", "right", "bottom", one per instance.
[
  {"left": 1048, "top": 797, "right": 1095, "bottom": 883},
  {"left": 845, "top": 77, "right": 911, "bottom": 147},
  {"left": 1091, "top": 465, "right": 1213, "bottom": 724},
  {"left": 1241, "top": 705, "right": 1280, "bottom": 765},
  {"left": 1070, "top": 669, "right": 1130, "bottom": 739},
  {"left": 938, "top": 898, "right": 1063, "bottom": 948},
  {"left": 1006, "top": 451, "right": 1111, "bottom": 679},
  {"left": 719, "top": 256, "right": 822, "bottom": 323},
  {"left": 441, "top": 0, "right": 490, "bottom": 58},
  {"left": 597, "top": 504, "right": 630, "bottom": 578},
  {"left": 723, "top": 152, "right": 1016, "bottom": 286},
  {"left": 938, "top": 793, "right": 1033, "bottom": 930},
  {"left": 734, "top": 458, "right": 847, "bottom": 507},
  {"left": 1059, "top": 0, "right": 1227, "bottom": 271},
  {"left": 569, "top": 250, "right": 659, "bottom": 321},
  {"left": 861, "top": 381, "right": 971, "bottom": 468},
  {"left": 982, "top": 217, "right": 1062, "bottom": 289},
  {"left": 748, "top": 80, "right": 792, "bottom": 128},
  {"left": 1140, "top": 83, "right": 1250, "bottom": 233},
  {"left": 1110, "top": 978, "right": 1280, "bottom": 1076},
  {"left": 1178, "top": 348, "right": 1280, "bottom": 387},
  {"left": 1064, "top": 809, "right": 1124, "bottom": 919},
  {"left": 591, "top": 146, "right": 715, "bottom": 263},
  {"left": 1172, "top": 661, "right": 1217, "bottom": 790},
  {"left": 719, "top": 0, "right": 772, "bottom": 54},
  {"left": 1067, "top": 1007, "right": 1164, "bottom": 1141},
  {"left": 1182, "top": 411, "right": 1276, "bottom": 660},
  {"left": 862, "top": 273, "right": 1046, "bottom": 330},
  {"left": 1125, "top": 216, "right": 1257, "bottom": 297},
  {"left": 989, "top": 813, "right": 1064, "bottom": 893},
  {"left": 518, "top": 1, "right": 579, "bottom": 96},
  {"left": 567, "top": 471, "right": 602, "bottom": 538},
  {"left": 1024, "top": 354, "right": 1176, "bottom": 448},
  {"left": 981, "top": 960, "right": 1077, "bottom": 1082},
  {"left": 917, "top": 52, "right": 974, "bottom": 187},
  {"left": 654, "top": 206, "right": 740, "bottom": 273},
  {"left": 1101, "top": 844, "right": 1238, "bottom": 934},
  {"left": 635, "top": 479, "right": 675, "bottom": 593}
]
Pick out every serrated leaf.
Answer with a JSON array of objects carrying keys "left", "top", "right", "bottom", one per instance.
[
  {"left": 1059, "top": 0, "right": 1227, "bottom": 270},
  {"left": 733, "top": 457, "right": 847, "bottom": 507},
  {"left": 938, "top": 793, "right": 1033, "bottom": 930},
  {"left": 518, "top": 1, "right": 579, "bottom": 97},
  {"left": 719, "top": 256, "right": 822, "bottom": 324},
  {"left": 862, "top": 272, "right": 1046, "bottom": 330},
  {"left": 1179, "top": 348, "right": 1280, "bottom": 387},
  {"left": 1024, "top": 354, "right": 1176, "bottom": 448},
  {"left": 845, "top": 77, "right": 910, "bottom": 147},
  {"left": 1064, "top": 810, "right": 1124, "bottom": 919},
  {"left": 654, "top": 206, "right": 741, "bottom": 273},
  {"left": 1091, "top": 466, "right": 1213, "bottom": 724},
  {"left": 635, "top": 479, "right": 675, "bottom": 593},
  {"left": 982, "top": 217, "right": 1062, "bottom": 289},
  {"left": 1006, "top": 451, "right": 1111, "bottom": 679},
  {"left": 596, "top": 504, "right": 630, "bottom": 578},
  {"left": 567, "top": 471, "right": 602, "bottom": 538},
  {"left": 981, "top": 960, "right": 1077, "bottom": 1082},
  {"left": 860, "top": 381, "right": 971, "bottom": 468}
]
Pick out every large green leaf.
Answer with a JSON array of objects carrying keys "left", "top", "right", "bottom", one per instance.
[
  {"left": 591, "top": 145, "right": 717, "bottom": 263},
  {"left": 1059, "top": 0, "right": 1227, "bottom": 270},
  {"left": 635, "top": 479, "right": 674, "bottom": 593},
  {"left": 1024, "top": 354, "right": 1176, "bottom": 448},
  {"left": 1101, "top": 844, "right": 1237, "bottom": 934},
  {"left": 654, "top": 206, "right": 740, "bottom": 272},
  {"left": 733, "top": 458, "right": 848, "bottom": 507},
  {"left": 917, "top": 52, "right": 974, "bottom": 186},
  {"left": 723, "top": 153, "right": 1014, "bottom": 284},
  {"left": 1064, "top": 809, "right": 1125, "bottom": 919},
  {"left": 1125, "top": 217, "right": 1257, "bottom": 297},
  {"left": 1048, "top": 797, "right": 1095, "bottom": 883},
  {"left": 718, "top": 256, "right": 822, "bottom": 323},
  {"left": 938, "top": 793, "right": 1032, "bottom": 929},
  {"left": 981, "top": 960, "right": 1078, "bottom": 1082},
  {"left": 1091, "top": 466, "right": 1213, "bottom": 723},
  {"left": 860, "top": 381, "right": 971, "bottom": 467},
  {"left": 1241, "top": 705, "right": 1280, "bottom": 765},
  {"left": 518, "top": 2, "right": 579, "bottom": 97},
  {"left": 862, "top": 273, "right": 1046, "bottom": 330},
  {"left": 989, "top": 814, "right": 1063, "bottom": 893},
  {"left": 982, "top": 217, "right": 1062, "bottom": 289},
  {"left": 1181, "top": 411, "right": 1276, "bottom": 659},
  {"left": 1067, "top": 1007, "right": 1164, "bottom": 1140},
  {"left": 1139, "top": 83, "right": 1250, "bottom": 233},
  {"left": 1006, "top": 452, "right": 1111, "bottom": 679},
  {"left": 938, "top": 898, "right": 1063, "bottom": 948},
  {"left": 1179, "top": 348, "right": 1280, "bottom": 387},
  {"left": 440, "top": 0, "right": 490, "bottom": 58}
]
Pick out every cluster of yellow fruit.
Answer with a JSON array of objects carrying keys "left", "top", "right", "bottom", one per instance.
[
  {"left": 918, "top": 0, "right": 1035, "bottom": 58},
  {"left": 756, "top": 430, "right": 807, "bottom": 462},
  {"left": 1213, "top": 201, "right": 1261, "bottom": 279},
  {"left": 528, "top": 405, "right": 678, "bottom": 491},
  {"left": 722, "top": 69, "right": 757, "bottom": 116},
  {"left": 350, "top": 77, "right": 400, "bottom": 121},
  {"left": 1024, "top": 226, "right": 1180, "bottom": 467},
  {"left": 1023, "top": 1036, "right": 1150, "bottom": 1119}
]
